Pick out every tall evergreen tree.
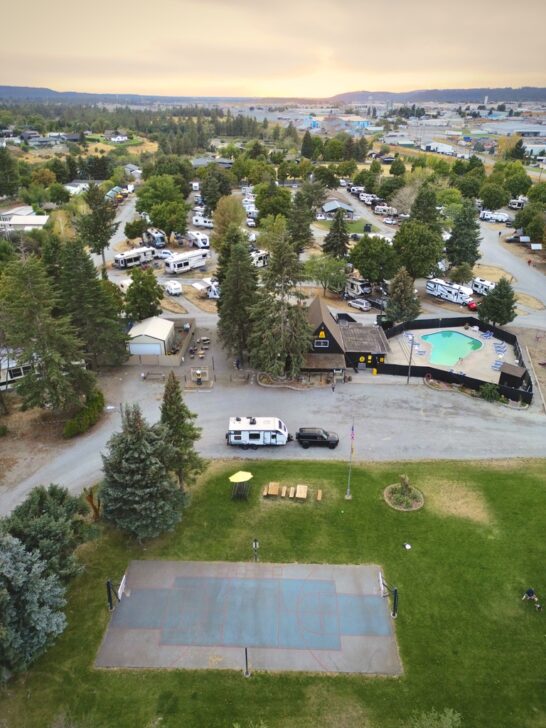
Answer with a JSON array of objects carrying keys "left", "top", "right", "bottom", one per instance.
[
  {"left": 385, "top": 268, "right": 421, "bottom": 323},
  {"left": 0, "top": 148, "right": 19, "bottom": 197},
  {"left": 101, "top": 404, "right": 184, "bottom": 541},
  {"left": 6, "top": 484, "right": 90, "bottom": 582},
  {"left": 478, "top": 277, "right": 517, "bottom": 326},
  {"left": 287, "top": 190, "right": 314, "bottom": 253},
  {"left": 159, "top": 372, "right": 204, "bottom": 491},
  {"left": 0, "top": 534, "right": 66, "bottom": 681},
  {"left": 301, "top": 130, "right": 314, "bottom": 159},
  {"left": 218, "top": 240, "right": 259, "bottom": 364},
  {"left": 215, "top": 223, "right": 247, "bottom": 285},
  {"left": 322, "top": 208, "right": 349, "bottom": 258},
  {"left": 445, "top": 200, "right": 482, "bottom": 267},
  {"left": 124, "top": 267, "right": 163, "bottom": 322},
  {"left": 0, "top": 257, "right": 94, "bottom": 411},
  {"left": 76, "top": 183, "right": 119, "bottom": 270},
  {"left": 59, "top": 240, "right": 128, "bottom": 368},
  {"left": 410, "top": 185, "right": 441, "bottom": 233}
]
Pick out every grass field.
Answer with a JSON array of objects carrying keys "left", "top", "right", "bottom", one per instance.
[
  {"left": 314, "top": 219, "right": 378, "bottom": 234},
  {"left": 1, "top": 459, "right": 545, "bottom": 728}
]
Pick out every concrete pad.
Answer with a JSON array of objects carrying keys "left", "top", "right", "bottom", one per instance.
[{"left": 95, "top": 561, "right": 402, "bottom": 675}]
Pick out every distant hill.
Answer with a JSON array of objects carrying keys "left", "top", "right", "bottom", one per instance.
[
  {"left": 1, "top": 84, "right": 546, "bottom": 106},
  {"left": 330, "top": 87, "right": 546, "bottom": 104}
]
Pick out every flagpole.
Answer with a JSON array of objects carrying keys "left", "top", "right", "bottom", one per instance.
[{"left": 345, "top": 417, "right": 354, "bottom": 500}]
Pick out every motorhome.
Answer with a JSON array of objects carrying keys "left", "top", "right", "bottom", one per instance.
[
  {"left": 426, "top": 278, "right": 473, "bottom": 305},
  {"left": 345, "top": 276, "right": 372, "bottom": 299},
  {"left": 141, "top": 228, "right": 167, "bottom": 248},
  {"left": 250, "top": 249, "right": 269, "bottom": 268},
  {"left": 479, "top": 210, "right": 493, "bottom": 221},
  {"left": 509, "top": 197, "right": 527, "bottom": 210},
  {"left": 374, "top": 205, "right": 397, "bottom": 216},
  {"left": 490, "top": 212, "right": 511, "bottom": 223},
  {"left": 192, "top": 215, "right": 214, "bottom": 229},
  {"left": 165, "top": 250, "right": 208, "bottom": 274},
  {"left": 187, "top": 231, "right": 210, "bottom": 249},
  {"left": 225, "top": 416, "right": 292, "bottom": 448},
  {"left": 191, "top": 181, "right": 200, "bottom": 192},
  {"left": 113, "top": 247, "right": 155, "bottom": 269},
  {"left": 350, "top": 186, "right": 365, "bottom": 195},
  {"left": 472, "top": 277, "right": 496, "bottom": 296}
]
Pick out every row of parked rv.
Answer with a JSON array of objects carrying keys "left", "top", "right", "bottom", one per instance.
[
  {"left": 425, "top": 276, "right": 496, "bottom": 308},
  {"left": 479, "top": 210, "right": 512, "bottom": 223}
]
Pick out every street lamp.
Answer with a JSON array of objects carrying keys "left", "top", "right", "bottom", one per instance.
[
  {"left": 406, "top": 335, "right": 414, "bottom": 385},
  {"left": 252, "top": 538, "right": 260, "bottom": 562}
]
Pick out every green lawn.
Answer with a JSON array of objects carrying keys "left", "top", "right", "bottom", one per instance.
[
  {"left": 1, "top": 459, "right": 545, "bottom": 728},
  {"left": 314, "top": 219, "right": 378, "bottom": 234}
]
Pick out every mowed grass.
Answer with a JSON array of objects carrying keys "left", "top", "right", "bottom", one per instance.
[
  {"left": 1, "top": 459, "right": 545, "bottom": 728},
  {"left": 314, "top": 218, "right": 379, "bottom": 235}
]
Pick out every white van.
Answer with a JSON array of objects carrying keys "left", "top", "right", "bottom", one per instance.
[
  {"left": 192, "top": 215, "right": 214, "bottom": 229},
  {"left": 225, "top": 416, "right": 292, "bottom": 448},
  {"left": 192, "top": 181, "right": 200, "bottom": 192}
]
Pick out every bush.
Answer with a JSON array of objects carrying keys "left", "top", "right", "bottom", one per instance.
[
  {"left": 0, "top": 424, "right": 8, "bottom": 437},
  {"left": 63, "top": 389, "right": 105, "bottom": 438},
  {"left": 479, "top": 382, "right": 501, "bottom": 402}
]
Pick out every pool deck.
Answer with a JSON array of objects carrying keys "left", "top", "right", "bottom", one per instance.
[{"left": 388, "top": 327, "right": 518, "bottom": 383}]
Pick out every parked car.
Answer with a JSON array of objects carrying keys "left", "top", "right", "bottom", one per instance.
[
  {"left": 163, "top": 280, "right": 182, "bottom": 296},
  {"left": 383, "top": 217, "right": 398, "bottom": 225},
  {"left": 295, "top": 427, "right": 339, "bottom": 449},
  {"left": 154, "top": 249, "right": 175, "bottom": 260},
  {"left": 246, "top": 218, "right": 256, "bottom": 227},
  {"left": 466, "top": 300, "right": 478, "bottom": 311},
  {"left": 398, "top": 213, "right": 410, "bottom": 220},
  {"left": 348, "top": 298, "right": 372, "bottom": 312}
]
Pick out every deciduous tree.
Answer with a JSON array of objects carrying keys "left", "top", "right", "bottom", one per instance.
[
  {"left": 255, "top": 179, "right": 291, "bottom": 221},
  {"left": 124, "top": 267, "right": 163, "bottom": 322},
  {"left": 149, "top": 200, "right": 189, "bottom": 238},
  {"left": 350, "top": 234, "right": 397, "bottom": 283},
  {"left": 136, "top": 175, "right": 182, "bottom": 214},
  {"left": 76, "top": 183, "right": 119, "bottom": 269},
  {"left": 212, "top": 195, "right": 245, "bottom": 250},
  {"left": 479, "top": 182, "right": 509, "bottom": 211},
  {"left": 304, "top": 255, "right": 347, "bottom": 296},
  {"left": 393, "top": 221, "right": 443, "bottom": 279}
]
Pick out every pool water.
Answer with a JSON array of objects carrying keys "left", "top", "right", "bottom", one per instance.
[{"left": 421, "top": 330, "right": 482, "bottom": 367}]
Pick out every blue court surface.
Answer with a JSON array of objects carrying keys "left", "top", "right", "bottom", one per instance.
[{"left": 95, "top": 561, "right": 402, "bottom": 674}]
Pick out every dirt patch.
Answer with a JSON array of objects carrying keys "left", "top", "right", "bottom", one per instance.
[
  {"left": 182, "top": 286, "right": 218, "bottom": 313},
  {"left": 515, "top": 292, "right": 544, "bottom": 311},
  {"left": 161, "top": 298, "right": 188, "bottom": 314},
  {"left": 419, "top": 477, "right": 491, "bottom": 524},
  {"left": 499, "top": 238, "right": 546, "bottom": 273},
  {"left": 473, "top": 263, "right": 515, "bottom": 283}
]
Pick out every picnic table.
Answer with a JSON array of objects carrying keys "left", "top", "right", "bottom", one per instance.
[
  {"left": 263, "top": 482, "right": 280, "bottom": 497},
  {"left": 295, "top": 484, "right": 308, "bottom": 501}
]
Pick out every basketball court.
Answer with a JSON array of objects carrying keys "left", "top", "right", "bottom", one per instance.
[{"left": 95, "top": 561, "right": 402, "bottom": 674}]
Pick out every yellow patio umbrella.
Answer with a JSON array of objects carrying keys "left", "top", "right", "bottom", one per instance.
[{"left": 228, "top": 471, "right": 253, "bottom": 483}]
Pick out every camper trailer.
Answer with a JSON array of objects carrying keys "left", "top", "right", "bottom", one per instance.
[
  {"left": 374, "top": 205, "right": 397, "bottom": 216},
  {"left": 345, "top": 276, "right": 372, "bottom": 299},
  {"left": 187, "top": 231, "right": 210, "bottom": 249},
  {"left": 250, "top": 249, "right": 269, "bottom": 268},
  {"left": 509, "top": 197, "right": 527, "bottom": 210},
  {"left": 191, "top": 181, "right": 200, "bottom": 192},
  {"left": 113, "top": 247, "right": 155, "bottom": 269},
  {"left": 472, "top": 277, "right": 496, "bottom": 296},
  {"left": 142, "top": 228, "right": 167, "bottom": 248},
  {"left": 225, "top": 416, "right": 292, "bottom": 448},
  {"left": 0, "top": 354, "right": 32, "bottom": 391},
  {"left": 192, "top": 277, "right": 220, "bottom": 299},
  {"left": 192, "top": 215, "right": 214, "bottom": 229},
  {"left": 426, "top": 278, "right": 473, "bottom": 305},
  {"left": 165, "top": 250, "right": 208, "bottom": 274}
]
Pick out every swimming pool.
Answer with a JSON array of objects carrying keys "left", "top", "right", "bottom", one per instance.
[{"left": 421, "top": 330, "right": 482, "bottom": 367}]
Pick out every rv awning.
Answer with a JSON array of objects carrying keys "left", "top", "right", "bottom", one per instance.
[{"left": 302, "top": 353, "right": 346, "bottom": 371}]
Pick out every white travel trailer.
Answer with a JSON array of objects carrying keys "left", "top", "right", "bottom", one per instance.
[
  {"left": 426, "top": 278, "right": 473, "bottom": 305},
  {"left": 225, "top": 416, "right": 292, "bottom": 448},
  {"left": 509, "top": 197, "right": 527, "bottom": 210},
  {"left": 165, "top": 250, "right": 208, "bottom": 274},
  {"left": 192, "top": 277, "right": 220, "bottom": 299},
  {"left": 345, "top": 276, "right": 372, "bottom": 298},
  {"left": 191, "top": 181, "right": 200, "bottom": 192},
  {"left": 250, "top": 249, "right": 269, "bottom": 268},
  {"left": 0, "top": 353, "right": 32, "bottom": 391},
  {"left": 113, "top": 247, "right": 155, "bottom": 269},
  {"left": 192, "top": 215, "right": 214, "bottom": 229},
  {"left": 142, "top": 228, "right": 167, "bottom": 248},
  {"left": 472, "top": 277, "right": 496, "bottom": 296},
  {"left": 187, "top": 231, "right": 210, "bottom": 249},
  {"left": 374, "top": 205, "right": 397, "bottom": 216}
]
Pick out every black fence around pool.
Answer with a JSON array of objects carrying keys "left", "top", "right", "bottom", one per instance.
[{"left": 378, "top": 317, "right": 533, "bottom": 404}]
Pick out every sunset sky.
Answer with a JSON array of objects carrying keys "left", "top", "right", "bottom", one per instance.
[{"left": 1, "top": 0, "right": 545, "bottom": 97}]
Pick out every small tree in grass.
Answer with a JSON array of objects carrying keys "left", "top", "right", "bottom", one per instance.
[
  {"left": 322, "top": 209, "right": 349, "bottom": 259},
  {"left": 449, "top": 263, "right": 474, "bottom": 285},
  {"left": 101, "top": 404, "right": 184, "bottom": 541},
  {"left": 478, "top": 277, "right": 517, "bottom": 326},
  {"left": 160, "top": 372, "right": 204, "bottom": 492}
]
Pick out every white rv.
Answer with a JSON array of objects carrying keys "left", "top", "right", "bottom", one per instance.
[
  {"left": 113, "top": 247, "right": 155, "bottom": 269},
  {"left": 0, "top": 353, "right": 32, "bottom": 391},
  {"left": 225, "top": 416, "right": 292, "bottom": 448},
  {"left": 192, "top": 277, "right": 220, "bottom": 299},
  {"left": 426, "top": 278, "right": 473, "bottom": 305},
  {"left": 192, "top": 215, "right": 214, "bottom": 229},
  {"left": 142, "top": 228, "right": 167, "bottom": 248},
  {"left": 472, "top": 277, "right": 496, "bottom": 296},
  {"left": 345, "top": 276, "right": 372, "bottom": 298},
  {"left": 165, "top": 250, "right": 208, "bottom": 274},
  {"left": 192, "top": 181, "right": 200, "bottom": 192},
  {"left": 350, "top": 186, "right": 365, "bottom": 195},
  {"left": 250, "top": 249, "right": 269, "bottom": 268},
  {"left": 374, "top": 205, "right": 397, "bottom": 216},
  {"left": 187, "top": 231, "right": 210, "bottom": 249},
  {"left": 509, "top": 197, "right": 526, "bottom": 210}
]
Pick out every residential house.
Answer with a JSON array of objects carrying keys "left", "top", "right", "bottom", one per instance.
[
  {"left": 124, "top": 163, "right": 142, "bottom": 179},
  {"left": 0, "top": 211, "right": 49, "bottom": 234},
  {"left": 191, "top": 156, "right": 234, "bottom": 170}
]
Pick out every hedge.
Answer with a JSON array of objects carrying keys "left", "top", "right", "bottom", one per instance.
[{"left": 63, "top": 389, "right": 105, "bottom": 439}]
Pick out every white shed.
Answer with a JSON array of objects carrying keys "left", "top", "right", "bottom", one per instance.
[{"left": 128, "top": 317, "right": 175, "bottom": 356}]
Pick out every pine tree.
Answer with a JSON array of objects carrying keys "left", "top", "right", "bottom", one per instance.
[
  {"left": 0, "top": 148, "right": 19, "bottom": 197},
  {"left": 385, "top": 268, "right": 421, "bottom": 323},
  {"left": 0, "top": 534, "right": 66, "bottom": 680},
  {"left": 0, "top": 257, "right": 95, "bottom": 411},
  {"left": 160, "top": 372, "right": 204, "bottom": 491},
  {"left": 215, "top": 223, "right": 247, "bottom": 285},
  {"left": 76, "top": 183, "right": 119, "bottom": 270},
  {"left": 101, "top": 404, "right": 184, "bottom": 540},
  {"left": 445, "top": 200, "right": 482, "bottom": 267},
  {"left": 124, "top": 267, "right": 163, "bottom": 322},
  {"left": 478, "top": 277, "right": 517, "bottom": 326},
  {"left": 301, "top": 130, "right": 314, "bottom": 158},
  {"left": 6, "top": 484, "right": 90, "bottom": 582},
  {"left": 322, "top": 209, "right": 349, "bottom": 258},
  {"left": 59, "top": 240, "right": 128, "bottom": 368},
  {"left": 410, "top": 185, "right": 441, "bottom": 233},
  {"left": 218, "top": 240, "right": 259, "bottom": 363},
  {"left": 287, "top": 191, "right": 314, "bottom": 253}
]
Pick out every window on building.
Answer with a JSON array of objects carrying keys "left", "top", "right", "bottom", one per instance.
[{"left": 314, "top": 339, "right": 330, "bottom": 349}]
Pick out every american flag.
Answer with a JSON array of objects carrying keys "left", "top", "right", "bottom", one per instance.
[{"left": 350, "top": 423, "right": 355, "bottom": 456}]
